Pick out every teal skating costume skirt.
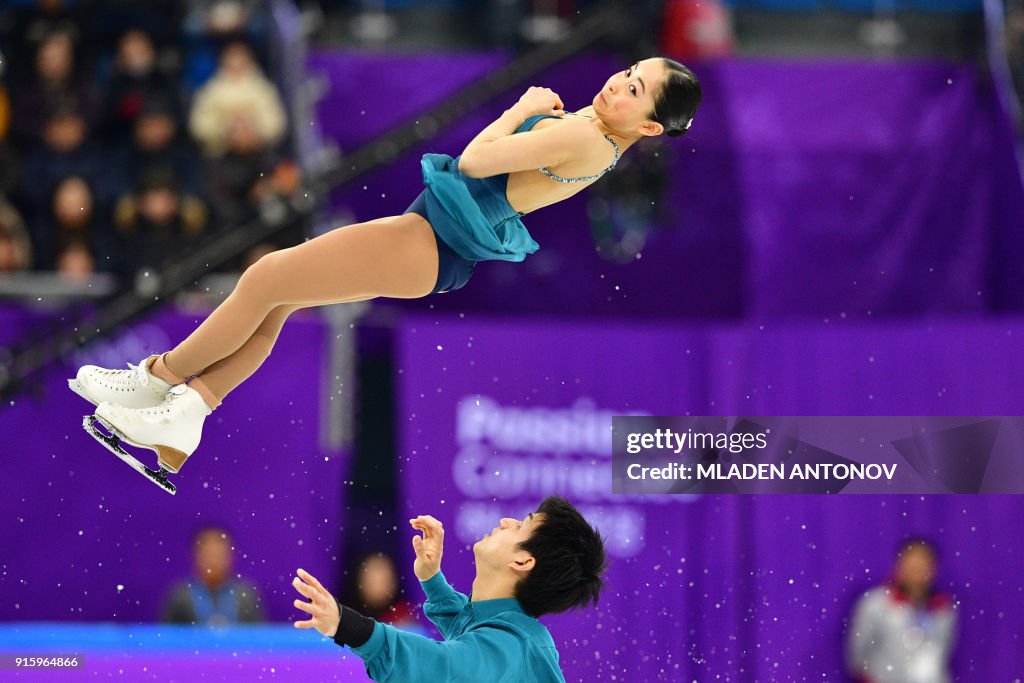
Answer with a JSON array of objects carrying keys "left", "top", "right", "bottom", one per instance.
[{"left": 404, "top": 153, "right": 540, "bottom": 293}]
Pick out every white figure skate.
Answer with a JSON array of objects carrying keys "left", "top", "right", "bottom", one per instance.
[
  {"left": 84, "top": 384, "right": 211, "bottom": 495},
  {"left": 69, "top": 356, "right": 173, "bottom": 408}
]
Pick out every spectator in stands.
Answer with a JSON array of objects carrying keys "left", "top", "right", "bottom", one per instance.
[
  {"left": 0, "top": 0, "right": 84, "bottom": 86},
  {"left": 0, "top": 197, "right": 32, "bottom": 273},
  {"left": 162, "top": 526, "right": 265, "bottom": 625},
  {"left": 202, "top": 110, "right": 296, "bottom": 227},
  {"left": 54, "top": 235, "right": 94, "bottom": 280},
  {"left": 1006, "top": 0, "right": 1024, "bottom": 125},
  {"left": 114, "top": 167, "right": 208, "bottom": 276},
  {"left": 11, "top": 29, "right": 96, "bottom": 146},
  {"left": 186, "top": 0, "right": 268, "bottom": 40},
  {"left": 846, "top": 538, "right": 956, "bottom": 683},
  {"left": 101, "top": 27, "right": 183, "bottom": 142},
  {"left": 36, "top": 175, "right": 104, "bottom": 273},
  {"left": 85, "top": 1, "right": 183, "bottom": 64},
  {"left": 120, "top": 96, "right": 200, "bottom": 195},
  {"left": 20, "top": 105, "right": 104, "bottom": 229},
  {"left": 0, "top": 68, "right": 7, "bottom": 137},
  {"left": 341, "top": 552, "right": 418, "bottom": 628},
  {"left": 0, "top": 68, "right": 19, "bottom": 197},
  {"left": 189, "top": 40, "right": 286, "bottom": 157},
  {"left": 182, "top": 0, "right": 271, "bottom": 87}
]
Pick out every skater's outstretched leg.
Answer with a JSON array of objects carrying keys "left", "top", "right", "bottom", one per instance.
[
  {"left": 71, "top": 305, "right": 307, "bottom": 408},
  {"left": 88, "top": 214, "right": 439, "bottom": 475},
  {"left": 161, "top": 214, "right": 438, "bottom": 386},
  {"left": 190, "top": 303, "right": 303, "bottom": 401}
]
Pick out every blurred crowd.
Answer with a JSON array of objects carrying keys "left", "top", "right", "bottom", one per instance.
[{"left": 0, "top": 0, "right": 300, "bottom": 280}]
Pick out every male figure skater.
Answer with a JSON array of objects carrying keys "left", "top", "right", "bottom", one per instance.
[{"left": 291, "top": 496, "right": 606, "bottom": 682}]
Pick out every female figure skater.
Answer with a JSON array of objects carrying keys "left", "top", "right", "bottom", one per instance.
[{"left": 70, "top": 57, "right": 701, "bottom": 482}]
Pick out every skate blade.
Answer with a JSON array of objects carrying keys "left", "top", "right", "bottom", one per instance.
[
  {"left": 82, "top": 415, "right": 176, "bottom": 495},
  {"left": 68, "top": 379, "right": 97, "bottom": 407}
]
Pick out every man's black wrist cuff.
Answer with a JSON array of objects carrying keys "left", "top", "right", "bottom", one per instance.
[{"left": 332, "top": 598, "right": 376, "bottom": 648}]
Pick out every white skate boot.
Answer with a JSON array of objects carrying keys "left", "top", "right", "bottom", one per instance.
[
  {"left": 85, "top": 384, "right": 212, "bottom": 495},
  {"left": 69, "top": 356, "right": 174, "bottom": 408}
]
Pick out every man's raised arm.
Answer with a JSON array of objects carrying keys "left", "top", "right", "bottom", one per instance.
[
  {"left": 410, "top": 515, "right": 470, "bottom": 638},
  {"left": 291, "top": 567, "right": 523, "bottom": 683}
]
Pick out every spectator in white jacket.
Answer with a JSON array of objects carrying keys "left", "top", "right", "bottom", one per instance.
[
  {"left": 846, "top": 538, "right": 956, "bottom": 683},
  {"left": 188, "top": 40, "right": 285, "bottom": 157}
]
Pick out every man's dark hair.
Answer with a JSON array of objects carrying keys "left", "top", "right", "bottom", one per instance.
[{"left": 514, "top": 496, "right": 607, "bottom": 618}]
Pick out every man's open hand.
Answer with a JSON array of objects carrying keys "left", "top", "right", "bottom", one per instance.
[
  {"left": 410, "top": 515, "right": 444, "bottom": 581},
  {"left": 291, "top": 568, "right": 340, "bottom": 637}
]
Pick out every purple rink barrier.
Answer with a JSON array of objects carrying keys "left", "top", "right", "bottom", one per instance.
[
  {"left": 396, "top": 313, "right": 1024, "bottom": 682},
  {"left": 310, "top": 51, "right": 1024, "bottom": 319},
  {"left": 0, "top": 305, "right": 348, "bottom": 624},
  {"left": 612, "top": 416, "right": 1024, "bottom": 494}
]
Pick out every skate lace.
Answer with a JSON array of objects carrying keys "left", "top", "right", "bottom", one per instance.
[{"left": 99, "top": 362, "right": 149, "bottom": 391}]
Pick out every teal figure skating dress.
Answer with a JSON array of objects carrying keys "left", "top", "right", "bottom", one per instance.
[{"left": 404, "top": 114, "right": 619, "bottom": 293}]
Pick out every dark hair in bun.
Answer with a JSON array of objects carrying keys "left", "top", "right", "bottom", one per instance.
[{"left": 650, "top": 58, "right": 701, "bottom": 137}]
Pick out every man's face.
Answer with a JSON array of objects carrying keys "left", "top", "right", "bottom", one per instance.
[
  {"left": 473, "top": 513, "right": 542, "bottom": 572},
  {"left": 135, "top": 113, "right": 176, "bottom": 150},
  {"left": 44, "top": 115, "right": 86, "bottom": 152},
  {"left": 194, "top": 531, "right": 233, "bottom": 586},
  {"left": 139, "top": 187, "right": 179, "bottom": 224},
  {"left": 358, "top": 555, "right": 398, "bottom": 610},
  {"left": 896, "top": 545, "right": 936, "bottom": 595}
]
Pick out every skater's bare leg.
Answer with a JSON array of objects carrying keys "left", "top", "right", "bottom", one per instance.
[
  {"left": 159, "top": 214, "right": 438, "bottom": 387},
  {"left": 194, "top": 303, "right": 302, "bottom": 401},
  {"left": 195, "top": 295, "right": 366, "bottom": 401}
]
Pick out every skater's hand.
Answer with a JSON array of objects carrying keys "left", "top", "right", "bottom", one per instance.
[
  {"left": 513, "top": 86, "right": 565, "bottom": 119},
  {"left": 410, "top": 515, "right": 444, "bottom": 582},
  {"left": 292, "top": 568, "right": 340, "bottom": 638}
]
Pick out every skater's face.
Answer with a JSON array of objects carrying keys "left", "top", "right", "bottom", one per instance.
[
  {"left": 473, "top": 513, "right": 543, "bottom": 576},
  {"left": 593, "top": 58, "right": 668, "bottom": 138}
]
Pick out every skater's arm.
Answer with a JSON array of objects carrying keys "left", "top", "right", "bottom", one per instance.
[
  {"left": 341, "top": 617, "right": 525, "bottom": 683},
  {"left": 459, "top": 88, "right": 580, "bottom": 178},
  {"left": 419, "top": 572, "right": 470, "bottom": 638},
  {"left": 408, "top": 516, "right": 469, "bottom": 638},
  {"left": 292, "top": 568, "right": 523, "bottom": 682}
]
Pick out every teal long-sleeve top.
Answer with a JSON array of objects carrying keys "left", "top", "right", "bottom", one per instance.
[{"left": 333, "top": 571, "right": 566, "bottom": 683}]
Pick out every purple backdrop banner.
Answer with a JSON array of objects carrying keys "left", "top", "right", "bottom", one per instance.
[
  {"left": 309, "top": 51, "right": 1024, "bottom": 319},
  {"left": 0, "top": 306, "right": 348, "bottom": 624},
  {"left": 396, "top": 313, "right": 1024, "bottom": 681}
]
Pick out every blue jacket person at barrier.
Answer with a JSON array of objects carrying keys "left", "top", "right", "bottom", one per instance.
[{"left": 291, "top": 496, "right": 607, "bottom": 682}]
